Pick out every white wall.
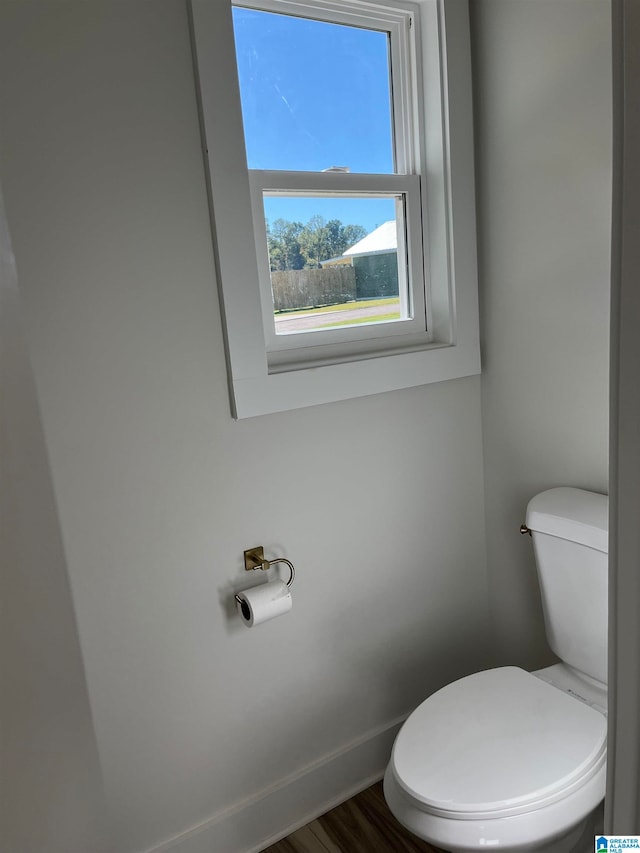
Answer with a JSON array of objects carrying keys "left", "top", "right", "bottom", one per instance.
[
  {"left": 0, "top": 189, "right": 109, "bottom": 852},
  {"left": 0, "top": 1, "right": 614, "bottom": 848},
  {"left": 0, "top": 3, "right": 490, "bottom": 851},
  {"left": 472, "top": 0, "right": 612, "bottom": 667}
]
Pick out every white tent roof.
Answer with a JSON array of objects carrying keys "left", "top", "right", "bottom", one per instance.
[{"left": 343, "top": 220, "right": 397, "bottom": 257}]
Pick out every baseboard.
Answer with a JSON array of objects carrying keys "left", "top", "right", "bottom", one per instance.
[{"left": 143, "top": 715, "right": 406, "bottom": 853}]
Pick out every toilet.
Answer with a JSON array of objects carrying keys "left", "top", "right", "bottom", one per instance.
[{"left": 384, "top": 487, "right": 608, "bottom": 853}]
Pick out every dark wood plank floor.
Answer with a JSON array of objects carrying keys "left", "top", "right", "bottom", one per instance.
[{"left": 261, "top": 782, "right": 443, "bottom": 853}]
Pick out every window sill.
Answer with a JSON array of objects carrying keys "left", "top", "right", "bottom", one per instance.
[{"left": 230, "top": 338, "right": 480, "bottom": 418}]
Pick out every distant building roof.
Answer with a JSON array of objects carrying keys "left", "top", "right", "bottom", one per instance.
[
  {"left": 320, "top": 254, "right": 352, "bottom": 267},
  {"left": 343, "top": 220, "right": 397, "bottom": 257}
]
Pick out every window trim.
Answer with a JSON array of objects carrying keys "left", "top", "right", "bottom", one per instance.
[{"left": 189, "top": 0, "right": 480, "bottom": 418}]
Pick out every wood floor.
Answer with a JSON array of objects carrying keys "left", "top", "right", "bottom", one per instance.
[{"left": 261, "top": 782, "right": 443, "bottom": 853}]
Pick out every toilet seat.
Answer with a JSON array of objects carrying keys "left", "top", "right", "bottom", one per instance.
[{"left": 390, "top": 667, "right": 606, "bottom": 821}]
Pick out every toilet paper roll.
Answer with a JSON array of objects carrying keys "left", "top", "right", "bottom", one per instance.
[{"left": 236, "top": 580, "right": 292, "bottom": 627}]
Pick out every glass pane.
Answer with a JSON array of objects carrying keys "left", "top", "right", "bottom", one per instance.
[
  {"left": 232, "top": 7, "right": 394, "bottom": 173},
  {"left": 262, "top": 195, "right": 410, "bottom": 335}
]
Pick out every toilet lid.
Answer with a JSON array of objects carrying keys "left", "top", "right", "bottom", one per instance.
[{"left": 391, "top": 667, "right": 606, "bottom": 820}]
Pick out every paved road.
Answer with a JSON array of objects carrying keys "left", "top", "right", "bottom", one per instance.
[{"left": 275, "top": 303, "right": 397, "bottom": 333}]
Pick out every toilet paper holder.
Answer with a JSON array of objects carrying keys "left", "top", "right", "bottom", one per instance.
[{"left": 234, "top": 546, "right": 296, "bottom": 604}]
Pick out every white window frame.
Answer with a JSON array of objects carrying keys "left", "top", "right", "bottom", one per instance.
[
  {"left": 190, "top": 0, "right": 480, "bottom": 418},
  {"left": 238, "top": 0, "right": 428, "bottom": 366},
  {"left": 251, "top": 171, "right": 427, "bottom": 369}
]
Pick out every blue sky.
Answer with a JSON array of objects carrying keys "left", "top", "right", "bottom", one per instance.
[{"left": 232, "top": 6, "right": 395, "bottom": 234}]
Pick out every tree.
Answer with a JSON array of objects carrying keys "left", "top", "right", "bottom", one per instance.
[
  {"left": 267, "top": 219, "right": 305, "bottom": 271},
  {"left": 266, "top": 216, "right": 368, "bottom": 271},
  {"left": 298, "top": 215, "right": 331, "bottom": 268},
  {"left": 342, "top": 223, "right": 367, "bottom": 250}
]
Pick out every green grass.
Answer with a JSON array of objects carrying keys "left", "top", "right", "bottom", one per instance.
[
  {"left": 316, "top": 312, "right": 401, "bottom": 329},
  {"left": 276, "top": 296, "right": 400, "bottom": 318}
]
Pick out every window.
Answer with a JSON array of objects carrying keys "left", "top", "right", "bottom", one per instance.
[
  {"left": 190, "top": 0, "right": 480, "bottom": 418},
  {"left": 233, "top": 1, "right": 426, "bottom": 367}
]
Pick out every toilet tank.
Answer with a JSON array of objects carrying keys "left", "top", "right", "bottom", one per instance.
[{"left": 526, "top": 487, "right": 608, "bottom": 685}]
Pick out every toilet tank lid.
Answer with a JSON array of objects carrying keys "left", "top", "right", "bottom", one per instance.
[{"left": 526, "top": 487, "right": 608, "bottom": 553}]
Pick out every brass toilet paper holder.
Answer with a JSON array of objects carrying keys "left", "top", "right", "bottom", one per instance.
[{"left": 234, "top": 546, "right": 296, "bottom": 605}]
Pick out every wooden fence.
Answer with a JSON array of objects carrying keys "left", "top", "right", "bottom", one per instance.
[{"left": 271, "top": 266, "right": 357, "bottom": 311}]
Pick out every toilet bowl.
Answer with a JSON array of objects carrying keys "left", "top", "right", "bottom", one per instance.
[
  {"left": 384, "top": 488, "right": 609, "bottom": 853},
  {"left": 384, "top": 665, "right": 606, "bottom": 852}
]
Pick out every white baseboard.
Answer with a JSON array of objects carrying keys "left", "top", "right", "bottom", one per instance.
[{"left": 143, "top": 715, "right": 406, "bottom": 853}]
